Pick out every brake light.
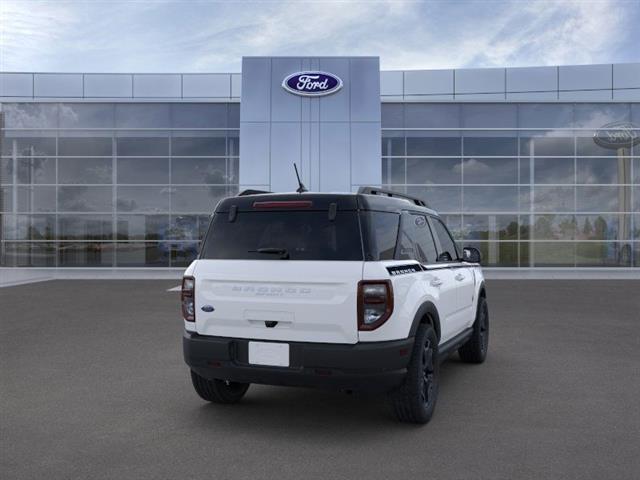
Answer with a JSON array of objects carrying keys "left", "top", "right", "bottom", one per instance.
[
  {"left": 357, "top": 280, "right": 394, "bottom": 331},
  {"left": 253, "top": 200, "right": 313, "bottom": 209},
  {"left": 181, "top": 276, "right": 195, "bottom": 322}
]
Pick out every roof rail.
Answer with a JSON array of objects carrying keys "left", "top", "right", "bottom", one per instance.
[
  {"left": 238, "top": 189, "right": 271, "bottom": 196},
  {"left": 357, "top": 186, "right": 429, "bottom": 208}
]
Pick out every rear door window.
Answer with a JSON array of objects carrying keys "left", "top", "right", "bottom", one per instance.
[
  {"left": 429, "top": 217, "right": 459, "bottom": 262},
  {"left": 397, "top": 213, "right": 438, "bottom": 263},
  {"left": 201, "top": 211, "right": 363, "bottom": 261}
]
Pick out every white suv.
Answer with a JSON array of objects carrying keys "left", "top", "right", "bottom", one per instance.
[{"left": 182, "top": 187, "right": 488, "bottom": 424}]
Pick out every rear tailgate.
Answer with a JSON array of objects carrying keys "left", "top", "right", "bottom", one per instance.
[{"left": 194, "top": 260, "right": 362, "bottom": 344}]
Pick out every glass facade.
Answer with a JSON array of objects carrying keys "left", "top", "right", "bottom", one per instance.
[
  {"left": 1, "top": 101, "right": 638, "bottom": 268},
  {"left": 0, "top": 102, "right": 239, "bottom": 267},
  {"left": 382, "top": 103, "right": 639, "bottom": 268}
]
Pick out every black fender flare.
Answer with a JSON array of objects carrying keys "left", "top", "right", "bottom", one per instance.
[
  {"left": 408, "top": 302, "right": 441, "bottom": 341},
  {"left": 478, "top": 280, "right": 487, "bottom": 299}
]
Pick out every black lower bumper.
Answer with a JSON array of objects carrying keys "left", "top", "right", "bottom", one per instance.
[{"left": 183, "top": 332, "right": 415, "bottom": 393}]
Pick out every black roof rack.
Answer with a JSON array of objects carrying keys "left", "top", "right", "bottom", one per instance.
[
  {"left": 357, "top": 186, "right": 429, "bottom": 208},
  {"left": 238, "top": 189, "right": 272, "bottom": 196}
]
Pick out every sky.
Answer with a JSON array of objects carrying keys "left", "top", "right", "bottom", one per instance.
[{"left": 0, "top": 0, "right": 639, "bottom": 73}]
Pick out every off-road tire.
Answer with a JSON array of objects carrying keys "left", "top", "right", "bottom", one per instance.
[
  {"left": 190, "top": 370, "right": 250, "bottom": 404},
  {"left": 388, "top": 324, "right": 439, "bottom": 424},
  {"left": 458, "top": 296, "right": 489, "bottom": 363}
]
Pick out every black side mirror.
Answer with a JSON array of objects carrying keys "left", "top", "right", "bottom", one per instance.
[{"left": 462, "top": 247, "right": 482, "bottom": 264}]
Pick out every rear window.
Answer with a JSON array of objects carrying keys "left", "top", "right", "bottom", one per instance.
[{"left": 201, "top": 211, "right": 363, "bottom": 261}]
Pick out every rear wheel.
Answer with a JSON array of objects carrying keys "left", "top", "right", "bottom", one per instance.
[
  {"left": 458, "top": 296, "right": 489, "bottom": 363},
  {"left": 190, "top": 370, "right": 250, "bottom": 404},
  {"left": 388, "top": 323, "right": 439, "bottom": 424}
]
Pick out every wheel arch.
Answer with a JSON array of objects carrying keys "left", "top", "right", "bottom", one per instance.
[{"left": 408, "top": 301, "right": 442, "bottom": 341}]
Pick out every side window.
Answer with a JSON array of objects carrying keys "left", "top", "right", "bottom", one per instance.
[
  {"left": 363, "top": 212, "right": 400, "bottom": 261},
  {"left": 429, "top": 217, "right": 459, "bottom": 262},
  {"left": 397, "top": 213, "right": 437, "bottom": 263}
]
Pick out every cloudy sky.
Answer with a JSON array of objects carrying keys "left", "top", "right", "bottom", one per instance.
[{"left": 1, "top": 0, "right": 639, "bottom": 73}]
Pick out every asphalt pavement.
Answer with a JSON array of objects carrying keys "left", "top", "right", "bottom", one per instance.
[{"left": 1, "top": 279, "right": 639, "bottom": 479}]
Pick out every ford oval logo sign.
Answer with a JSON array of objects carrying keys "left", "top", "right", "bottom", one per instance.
[
  {"left": 593, "top": 122, "right": 640, "bottom": 149},
  {"left": 282, "top": 71, "right": 343, "bottom": 97}
]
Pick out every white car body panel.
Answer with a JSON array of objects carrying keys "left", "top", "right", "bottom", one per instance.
[{"left": 191, "top": 259, "right": 362, "bottom": 344}]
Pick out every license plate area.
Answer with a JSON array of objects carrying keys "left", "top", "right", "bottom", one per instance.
[{"left": 248, "top": 341, "right": 290, "bottom": 367}]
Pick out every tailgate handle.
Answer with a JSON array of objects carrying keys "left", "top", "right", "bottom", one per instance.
[{"left": 265, "top": 321, "right": 278, "bottom": 328}]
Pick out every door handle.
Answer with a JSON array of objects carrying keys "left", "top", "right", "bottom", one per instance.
[
  {"left": 430, "top": 277, "right": 443, "bottom": 287},
  {"left": 455, "top": 273, "right": 465, "bottom": 281}
]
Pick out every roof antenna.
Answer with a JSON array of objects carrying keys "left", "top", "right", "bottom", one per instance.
[{"left": 293, "top": 163, "right": 308, "bottom": 193}]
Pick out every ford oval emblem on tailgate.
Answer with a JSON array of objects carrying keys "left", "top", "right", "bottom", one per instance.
[{"left": 201, "top": 305, "right": 215, "bottom": 312}]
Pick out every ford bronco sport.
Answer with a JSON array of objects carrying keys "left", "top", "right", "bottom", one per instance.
[{"left": 182, "top": 187, "right": 488, "bottom": 424}]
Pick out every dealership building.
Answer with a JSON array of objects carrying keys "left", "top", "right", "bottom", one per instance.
[{"left": 1, "top": 57, "right": 639, "bottom": 280}]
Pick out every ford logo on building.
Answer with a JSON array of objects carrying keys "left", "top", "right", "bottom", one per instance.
[
  {"left": 282, "top": 71, "right": 343, "bottom": 97},
  {"left": 593, "top": 122, "right": 640, "bottom": 149}
]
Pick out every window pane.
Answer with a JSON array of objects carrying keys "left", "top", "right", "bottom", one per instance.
[
  {"left": 381, "top": 133, "right": 404, "bottom": 156},
  {"left": 1, "top": 214, "right": 55, "bottom": 240},
  {"left": 462, "top": 215, "right": 519, "bottom": 240},
  {"left": 573, "top": 104, "right": 630, "bottom": 128},
  {"left": 405, "top": 186, "right": 461, "bottom": 212},
  {"left": 576, "top": 242, "right": 631, "bottom": 267},
  {"left": 171, "top": 136, "right": 226, "bottom": 156},
  {"left": 115, "top": 242, "right": 170, "bottom": 267},
  {"left": 59, "top": 103, "right": 115, "bottom": 128},
  {"left": 171, "top": 104, "right": 228, "bottom": 128},
  {"left": 58, "top": 158, "right": 112, "bottom": 184},
  {"left": 463, "top": 137, "right": 517, "bottom": 156},
  {"left": 1, "top": 136, "right": 56, "bottom": 156},
  {"left": 462, "top": 104, "right": 517, "bottom": 128},
  {"left": 2, "top": 104, "right": 58, "bottom": 128},
  {"left": 16, "top": 186, "right": 56, "bottom": 212},
  {"left": 463, "top": 186, "right": 519, "bottom": 212},
  {"left": 59, "top": 243, "right": 114, "bottom": 267},
  {"left": 171, "top": 186, "right": 228, "bottom": 212},
  {"left": 382, "top": 104, "right": 403, "bottom": 128},
  {"left": 58, "top": 137, "right": 113, "bottom": 156},
  {"left": 361, "top": 211, "right": 399, "bottom": 261},
  {"left": 406, "top": 136, "right": 461, "bottom": 156},
  {"left": 533, "top": 186, "right": 574, "bottom": 212},
  {"left": 1, "top": 242, "right": 56, "bottom": 267},
  {"left": 532, "top": 242, "right": 575, "bottom": 267},
  {"left": 117, "top": 158, "right": 169, "bottom": 184},
  {"left": 382, "top": 158, "right": 405, "bottom": 184},
  {"left": 15, "top": 158, "right": 56, "bottom": 184},
  {"left": 575, "top": 214, "right": 630, "bottom": 241},
  {"left": 576, "top": 136, "right": 628, "bottom": 156},
  {"left": 407, "top": 158, "right": 461, "bottom": 184},
  {"left": 634, "top": 158, "right": 640, "bottom": 183},
  {"left": 534, "top": 158, "right": 575, "bottom": 184},
  {"left": 634, "top": 215, "right": 640, "bottom": 240},
  {"left": 520, "top": 136, "right": 574, "bottom": 156},
  {"left": 58, "top": 186, "right": 112, "bottom": 212},
  {"left": 116, "top": 186, "right": 170, "bottom": 213},
  {"left": 404, "top": 104, "right": 460, "bottom": 128},
  {"left": 441, "top": 214, "right": 462, "bottom": 240},
  {"left": 115, "top": 104, "right": 171, "bottom": 128},
  {"left": 533, "top": 215, "right": 576, "bottom": 240},
  {"left": 171, "top": 158, "right": 229, "bottom": 184},
  {"left": 462, "top": 158, "right": 518, "bottom": 184},
  {"left": 167, "top": 215, "right": 210, "bottom": 240},
  {"left": 576, "top": 186, "right": 627, "bottom": 212},
  {"left": 58, "top": 214, "right": 113, "bottom": 240},
  {"left": 518, "top": 104, "right": 573, "bottom": 128},
  {"left": 170, "top": 242, "right": 200, "bottom": 267},
  {"left": 576, "top": 157, "right": 631, "bottom": 184},
  {"left": 464, "top": 241, "right": 518, "bottom": 267},
  {"left": 116, "top": 137, "right": 169, "bottom": 156},
  {"left": 0, "top": 186, "right": 12, "bottom": 211},
  {"left": 117, "top": 215, "right": 169, "bottom": 240}
]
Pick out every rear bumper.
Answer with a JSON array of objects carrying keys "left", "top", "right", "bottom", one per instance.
[{"left": 183, "top": 332, "right": 414, "bottom": 393}]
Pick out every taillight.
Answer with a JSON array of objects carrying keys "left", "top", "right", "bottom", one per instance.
[
  {"left": 357, "top": 280, "right": 394, "bottom": 331},
  {"left": 182, "top": 276, "right": 195, "bottom": 322}
]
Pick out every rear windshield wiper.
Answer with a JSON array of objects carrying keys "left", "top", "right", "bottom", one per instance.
[{"left": 248, "top": 247, "right": 290, "bottom": 259}]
